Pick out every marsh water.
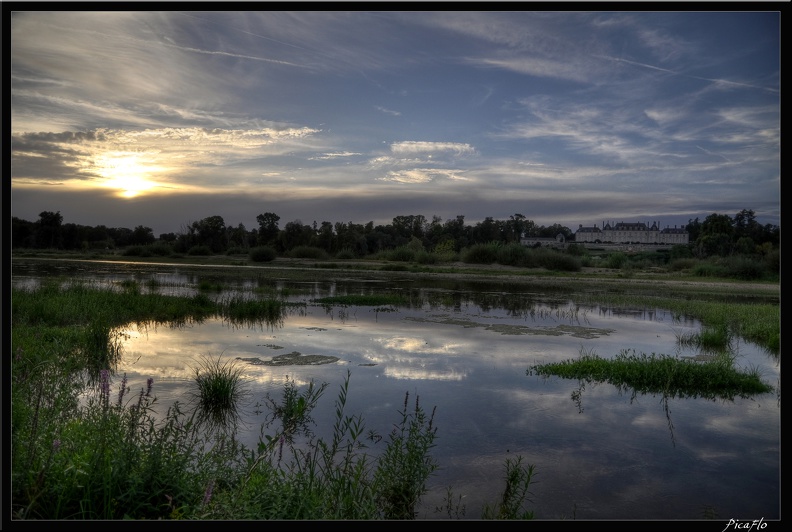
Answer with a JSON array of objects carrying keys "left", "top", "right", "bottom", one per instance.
[{"left": 12, "top": 258, "right": 780, "bottom": 520}]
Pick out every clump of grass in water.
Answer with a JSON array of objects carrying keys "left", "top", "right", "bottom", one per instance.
[
  {"left": 528, "top": 347, "right": 773, "bottom": 400},
  {"left": 189, "top": 355, "right": 249, "bottom": 434},
  {"left": 219, "top": 295, "right": 287, "bottom": 328},
  {"left": 676, "top": 324, "right": 732, "bottom": 351}
]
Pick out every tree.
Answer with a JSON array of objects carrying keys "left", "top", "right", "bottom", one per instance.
[
  {"left": 256, "top": 212, "right": 280, "bottom": 246},
  {"left": 192, "top": 215, "right": 227, "bottom": 253},
  {"left": 696, "top": 213, "right": 734, "bottom": 257},
  {"left": 37, "top": 210, "right": 63, "bottom": 249},
  {"left": 130, "top": 225, "right": 155, "bottom": 246}
]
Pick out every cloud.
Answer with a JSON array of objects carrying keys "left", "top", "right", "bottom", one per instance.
[
  {"left": 390, "top": 141, "right": 476, "bottom": 157},
  {"left": 377, "top": 168, "right": 468, "bottom": 184},
  {"left": 375, "top": 106, "right": 401, "bottom": 116}
]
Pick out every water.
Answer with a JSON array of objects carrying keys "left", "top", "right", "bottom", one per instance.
[{"left": 11, "top": 258, "right": 780, "bottom": 520}]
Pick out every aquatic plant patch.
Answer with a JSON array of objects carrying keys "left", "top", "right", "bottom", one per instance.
[{"left": 528, "top": 348, "right": 773, "bottom": 400}]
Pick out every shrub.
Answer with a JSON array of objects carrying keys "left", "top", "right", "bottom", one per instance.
[
  {"left": 386, "top": 246, "right": 416, "bottom": 262},
  {"left": 288, "top": 246, "right": 329, "bottom": 260},
  {"left": 149, "top": 243, "right": 172, "bottom": 256},
  {"left": 461, "top": 243, "right": 498, "bottom": 264},
  {"left": 669, "top": 258, "right": 697, "bottom": 271},
  {"left": 415, "top": 250, "right": 437, "bottom": 264},
  {"left": 534, "top": 249, "right": 581, "bottom": 272},
  {"left": 496, "top": 243, "right": 528, "bottom": 266},
  {"left": 122, "top": 245, "right": 152, "bottom": 257},
  {"left": 605, "top": 252, "right": 628, "bottom": 269},
  {"left": 187, "top": 245, "right": 212, "bottom": 256},
  {"left": 335, "top": 248, "right": 355, "bottom": 260},
  {"left": 249, "top": 246, "right": 277, "bottom": 263},
  {"left": 721, "top": 256, "right": 767, "bottom": 280},
  {"left": 432, "top": 240, "right": 458, "bottom": 262},
  {"left": 692, "top": 261, "right": 726, "bottom": 278}
]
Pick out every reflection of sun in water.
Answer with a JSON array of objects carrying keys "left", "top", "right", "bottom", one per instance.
[{"left": 95, "top": 153, "right": 157, "bottom": 198}]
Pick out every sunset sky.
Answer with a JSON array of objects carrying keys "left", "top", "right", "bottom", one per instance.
[{"left": 9, "top": 9, "right": 780, "bottom": 236}]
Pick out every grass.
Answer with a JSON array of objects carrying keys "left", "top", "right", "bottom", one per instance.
[
  {"left": 528, "top": 347, "right": 773, "bottom": 400},
  {"left": 11, "top": 281, "right": 538, "bottom": 520},
  {"left": 189, "top": 355, "right": 249, "bottom": 434},
  {"left": 10, "top": 256, "right": 778, "bottom": 519}
]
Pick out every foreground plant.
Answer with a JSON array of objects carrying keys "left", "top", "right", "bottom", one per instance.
[{"left": 189, "top": 355, "right": 250, "bottom": 434}]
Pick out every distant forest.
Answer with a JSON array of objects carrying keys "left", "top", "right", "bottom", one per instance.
[{"left": 11, "top": 209, "right": 779, "bottom": 260}]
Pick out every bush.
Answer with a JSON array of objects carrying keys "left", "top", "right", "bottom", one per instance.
[
  {"left": 461, "top": 243, "right": 498, "bottom": 264},
  {"left": 496, "top": 243, "right": 528, "bottom": 266},
  {"left": 225, "top": 246, "right": 248, "bottom": 256},
  {"left": 249, "top": 246, "right": 277, "bottom": 263},
  {"left": 692, "top": 261, "right": 726, "bottom": 277},
  {"left": 122, "top": 246, "right": 150, "bottom": 257},
  {"left": 287, "top": 246, "right": 329, "bottom": 260},
  {"left": 386, "top": 246, "right": 416, "bottom": 262},
  {"left": 605, "top": 252, "right": 628, "bottom": 269},
  {"left": 669, "top": 258, "right": 697, "bottom": 271},
  {"left": 335, "top": 248, "right": 355, "bottom": 260},
  {"left": 534, "top": 249, "right": 581, "bottom": 272},
  {"left": 721, "top": 256, "right": 767, "bottom": 280},
  {"left": 415, "top": 250, "right": 437, "bottom": 264},
  {"left": 148, "top": 243, "right": 173, "bottom": 256},
  {"left": 187, "top": 245, "right": 212, "bottom": 256}
]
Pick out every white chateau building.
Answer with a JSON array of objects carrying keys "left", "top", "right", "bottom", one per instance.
[{"left": 574, "top": 221, "right": 688, "bottom": 245}]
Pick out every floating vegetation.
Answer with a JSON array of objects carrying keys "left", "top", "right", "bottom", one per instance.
[
  {"left": 528, "top": 348, "right": 773, "bottom": 400},
  {"left": 237, "top": 351, "right": 340, "bottom": 366},
  {"left": 405, "top": 316, "right": 613, "bottom": 338}
]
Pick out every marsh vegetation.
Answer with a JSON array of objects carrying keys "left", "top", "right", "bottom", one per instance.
[{"left": 10, "top": 257, "right": 779, "bottom": 520}]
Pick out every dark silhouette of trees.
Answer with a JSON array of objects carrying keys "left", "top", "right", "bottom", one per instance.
[
  {"left": 256, "top": 212, "right": 280, "bottom": 246},
  {"left": 37, "top": 211, "right": 63, "bottom": 249},
  {"left": 10, "top": 208, "right": 778, "bottom": 261}
]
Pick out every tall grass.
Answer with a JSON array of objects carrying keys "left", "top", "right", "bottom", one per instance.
[
  {"left": 189, "top": 355, "right": 250, "bottom": 434},
  {"left": 11, "top": 283, "right": 537, "bottom": 520}
]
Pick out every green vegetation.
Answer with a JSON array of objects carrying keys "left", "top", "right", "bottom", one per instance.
[
  {"left": 189, "top": 355, "right": 250, "bottom": 434},
  {"left": 13, "top": 209, "right": 778, "bottom": 274},
  {"left": 249, "top": 246, "right": 277, "bottom": 262},
  {"left": 11, "top": 281, "right": 537, "bottom": 520},
  {"left": 10, "top": 256, "right": 778, "bottom": 520},
  {"left": 528, "top": 348, "right": 773, "bottom": 400}
]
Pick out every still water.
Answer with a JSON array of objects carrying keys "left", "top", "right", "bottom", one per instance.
[{"left": 12, "top": 259, "right": 780, "bottom": 520}]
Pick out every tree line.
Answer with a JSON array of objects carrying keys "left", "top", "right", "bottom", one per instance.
[{"left": 11, "top": 209, "right": 779, "bottom": 259}]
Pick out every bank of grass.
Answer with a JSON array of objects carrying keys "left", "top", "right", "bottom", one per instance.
[
  {"left": 572, "top": 290, "right": 779, "bottom": 353},
  {"left": 529, "top": 348, "right": 773, "bottom": 400},
  {"left": 11, "top": 282, "right": 537, "bottom": 520}
]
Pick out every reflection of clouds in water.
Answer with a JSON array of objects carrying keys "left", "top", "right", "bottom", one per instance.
[
  {"left": 94, "top": 283, "right": 778, "bottom": 520},
  {"left": 377, "top": 336, "right": 464, "bottom": 355},
  {"left": 383, "top": 367, "right": 467, "bottom": 381}
]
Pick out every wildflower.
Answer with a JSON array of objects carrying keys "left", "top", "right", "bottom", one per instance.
[
  {"left": 146, "top": 377, "right": 154, "bottom": 397},
  {"left": 117, "top": 373, "right": 128, "bottom": 406},
  {"left": 203, "top": 479, "right": 215, "bottom": 505},
  {"left": 52, "top": 439, "right": 61, "bottom": 453}
]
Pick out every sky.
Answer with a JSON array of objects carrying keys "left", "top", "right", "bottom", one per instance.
[{"left": 8, "top": 9, "right": 781, "bottom": 236}]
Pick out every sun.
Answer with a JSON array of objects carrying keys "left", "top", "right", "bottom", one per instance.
[{"left": 95, "top": 153, "right": 157, "bottom": 198}]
